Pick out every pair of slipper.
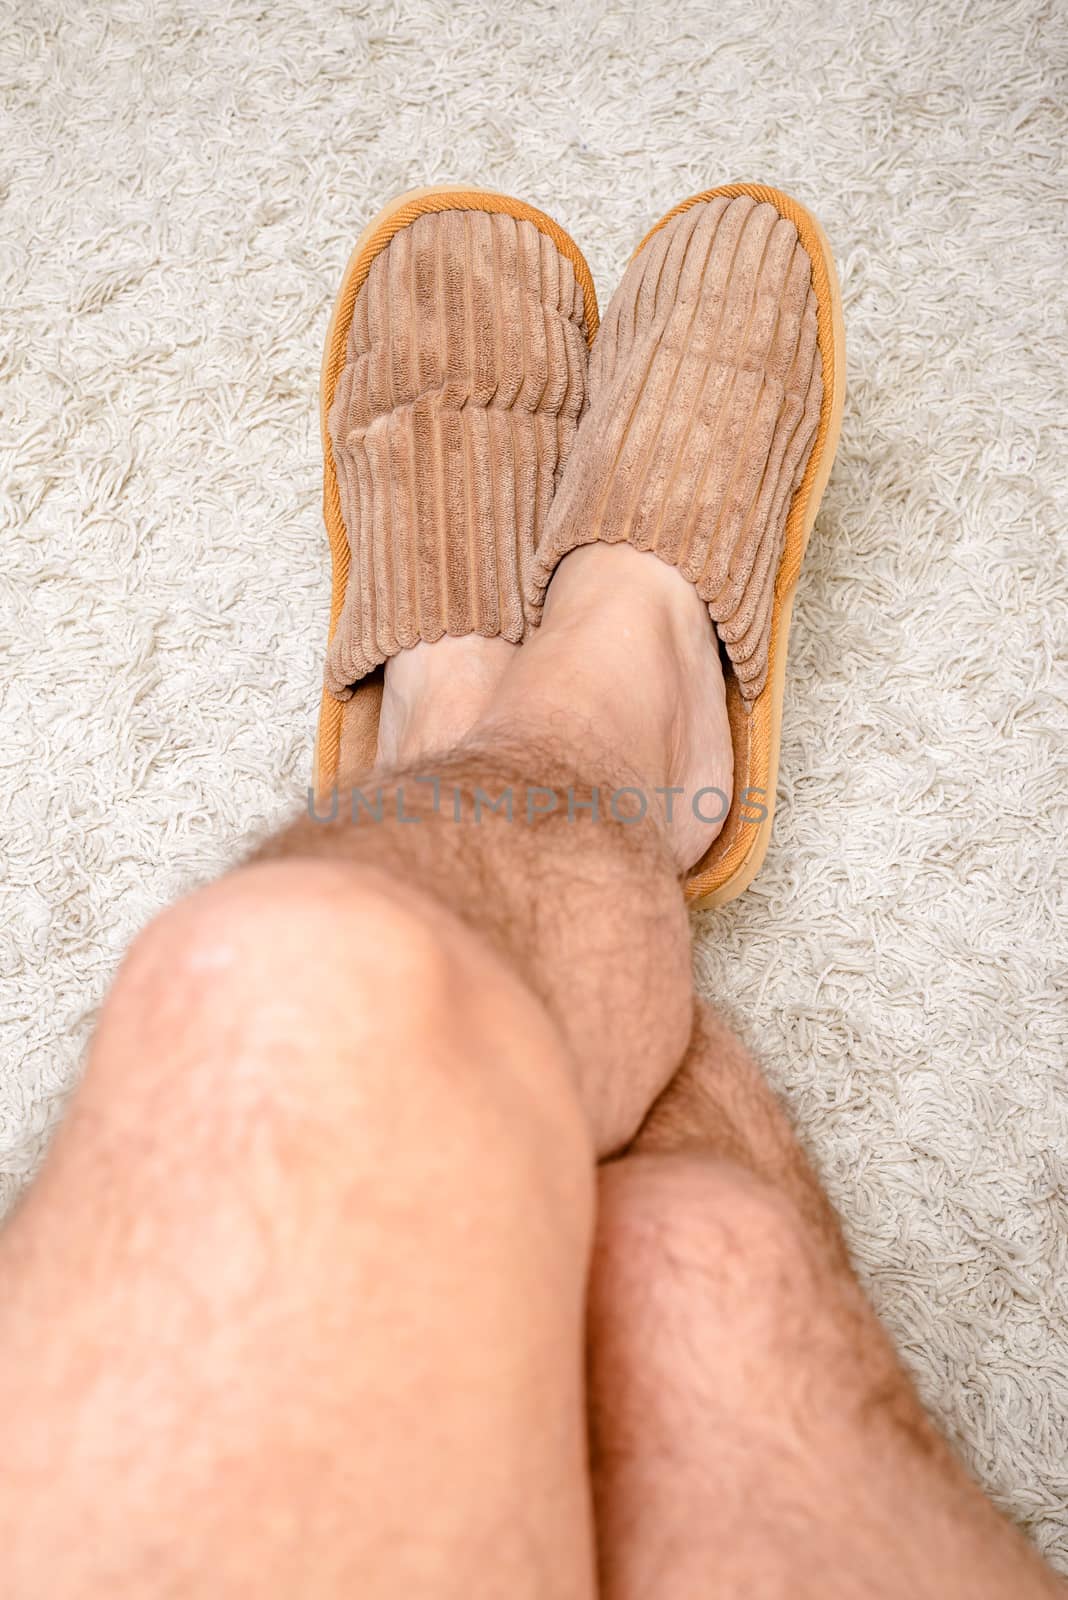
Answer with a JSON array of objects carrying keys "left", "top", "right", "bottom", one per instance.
[{"left": 312, "top": 183, "right": 845, "bottom": 907}]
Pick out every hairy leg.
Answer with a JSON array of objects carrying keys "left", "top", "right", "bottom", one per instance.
[
  {"left": 274, "top": 544, "right": 730, "bottom": 1155},
  {"left": 589, "top": 1002, "right": 1065, "bottom": 1599},
  {"left": 0, "top": 862, "right": 597, "bottom": 1598},
  {"left": 0, "top": 547, "right": 729, "bottom": 1596}
]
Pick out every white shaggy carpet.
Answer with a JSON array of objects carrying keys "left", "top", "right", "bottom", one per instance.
[{"left": 4, "top": 0, "right": 1067, "bottom": 1568}]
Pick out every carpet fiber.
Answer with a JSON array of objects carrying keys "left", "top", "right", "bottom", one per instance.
[{"left": 3, "top": 0, "right": 1066, "bottom": 1567}]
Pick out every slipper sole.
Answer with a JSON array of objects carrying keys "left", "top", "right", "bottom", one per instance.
[
  {"left": 630, "top": 184, "right": 846, "bottom": 909},
  {"left": 313, "top": 184, "right": 599, "bottom": 800}
]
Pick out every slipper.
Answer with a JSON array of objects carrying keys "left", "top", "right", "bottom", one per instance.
[
  {"left": 312, "top": 185, "right": 599, "bottom": 798},
  {"left": 529, "top": 183, "right": 846, "bottom": 908}
]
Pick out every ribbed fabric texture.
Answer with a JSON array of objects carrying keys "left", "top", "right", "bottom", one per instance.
[
  {"left": 530, "top": 196, "right": 824, "bottom": 703},
  {"left": 325, "top": 209, "right": 589, "bottom": 697}
]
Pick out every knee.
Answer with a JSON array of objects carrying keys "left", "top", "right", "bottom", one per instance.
[
  {"left": 592, "top": 1156, "right": 923, "bottom": 1464},
  {"left": 93, "top": 860, "right": 588, "bottom": 1174},
  {"left": 592, "top": 1153, "right": 824, "bottom": 1355},
  {"left": 103, "top": 861, "right": 468, "bottom": 1065}
]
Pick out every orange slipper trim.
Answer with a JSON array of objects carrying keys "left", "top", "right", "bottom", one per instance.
[
  {"left": 632, "top": 184, "right": 846, "bottom": 909},
  {"left": 313, "top": 185, "right": 599, "bottom": 799}
]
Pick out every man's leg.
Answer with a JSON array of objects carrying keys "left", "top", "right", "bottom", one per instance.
[
  {"left": 0, "top": 862, "right": 600, "bottom": 1598},
  {"left": 0, "top": 544, "right": 726, "bottom": 1597},
  {"left": 589, "top": 1002, "right": 1064, "bottom": 1599},
  {"left": 267, "top": 541, "right": 730, "bottom": 1155}
]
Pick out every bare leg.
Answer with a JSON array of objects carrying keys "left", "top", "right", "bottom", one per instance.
[
  {"left": 589, "top": 1001, "right": 1065, "bottom": 1599},
  {"left": 0, "top": 863, "right": 599, "bottom": 1598},
  {"left": 0, "top": 548, "right": 725, "bottom": 1597},
  {"left": 276, "top": 542, "right": 730, "bottom": 1154}
]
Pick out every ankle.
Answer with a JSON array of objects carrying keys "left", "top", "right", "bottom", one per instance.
[{"left": 485, "top": 544, "right": 733, "bottom": 870}]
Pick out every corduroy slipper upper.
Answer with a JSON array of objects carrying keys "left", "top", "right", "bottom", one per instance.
[
  {"left": 313, "top": 185, "right": 598, "bottom": 794},
  {"left": 528, "top": 184, "right": 845, "bottom": 908}
]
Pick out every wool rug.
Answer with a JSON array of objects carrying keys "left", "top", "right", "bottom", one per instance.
[{"left": 3, "top": 0, "right": 1066, "bottom": 1567}]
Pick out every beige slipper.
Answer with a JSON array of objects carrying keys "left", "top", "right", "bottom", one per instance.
[
  {"left": 529, "top": 183, "right": 846, "bottom": 907},
  {"left": 312, "top": 185, "right": 598, "bottom": 795}
]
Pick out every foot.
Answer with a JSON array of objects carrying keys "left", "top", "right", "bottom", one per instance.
[
  {"left": 529, "top": 194, "right": 823, "bottom": 706},
  {"left": 377, "top": 636, "right": 519, "bottom": 768},
  {"left": 323, "top": 206, "right": 590, "bottom": 702}
]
